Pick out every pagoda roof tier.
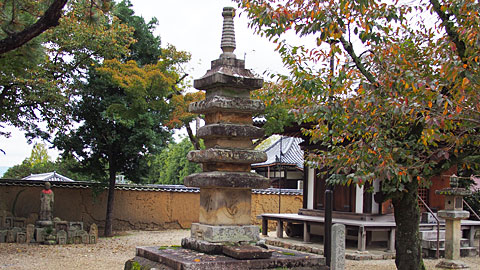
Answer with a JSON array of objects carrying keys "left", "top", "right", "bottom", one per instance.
[{"left": 194, "top": 58, "right": 263, "bottom": 92}]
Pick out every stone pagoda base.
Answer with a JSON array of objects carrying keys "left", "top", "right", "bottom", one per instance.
[
  {"left": 190, "top": 223, "right": 260, "bottom": 243},
  {"left": 124, "top": 246, "right": 328, "bottom": 270}
]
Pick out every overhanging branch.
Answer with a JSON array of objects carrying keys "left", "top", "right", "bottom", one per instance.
[{"left": 0, "top": 0, "right": 68, "bottom": 55}]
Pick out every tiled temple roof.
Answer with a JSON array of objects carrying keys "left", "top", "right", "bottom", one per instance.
[
  {"left": 0, "top": 179, "right": 302, "bottom": 195},
  {"left": 22, "top": 171, "right": 74, "bottom": 182},
  {"left": 252, "top": 136, "right": 304, "bottom": 170}
]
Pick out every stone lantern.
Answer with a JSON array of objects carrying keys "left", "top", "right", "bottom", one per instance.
[{"left": 435, "top": 175, "right": 471, "bottom": 269}]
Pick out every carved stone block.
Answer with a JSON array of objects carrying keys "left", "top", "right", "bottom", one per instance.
[
  {"left": 198, "top": 188, "right": 251, "bottom": 225},
  {"left": 67, "top": 229, "right": 76, "bottom": 244},
  {"left": 0, "top": 210, "right": 6, "bottom": 229},
  {"left": 26, "top": 224, "right": 35, "bottom": 243},
  {"left": 16, "top": 232, "right": 26, "bottom": 243},
  {"left": 88, "top": 223, "right": 98, "bottom": 244},
  {"left": 54, "top": 221, "right": 69, "bottom": 232},
  {"left": 6, "top": 230, "right": 15, "bottom": 243},
  {"left": 57, "top": 230, "right": 67, "bottom": 245},
  {"left": 69, "top": 221, "right": 83, "bottom": 231},
  {"left": 89, "top": 235, "right": 97, "bottom": 244},
  {"left": 35, "top": 228, "right": 46, "bottom": 243},
  {"left": 13, "top": 218, "right": 26, "bottom": 228},
  {"left": 0, "top": 230, "right": 7, "bottom": 243},
  {"left": 5, "top": 217, "right": 13, "bottom": 229}
]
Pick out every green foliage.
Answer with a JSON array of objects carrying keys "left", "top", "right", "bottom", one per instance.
[
  {"left": 147, "top": 138, "right": 201, "bottom": 185},
  {"left": 26, "top": 143, "right": 51, "bottom": 167},
  {"left": 239, "top": 0, "right": 480, "bottom": 190},
  {"left": 53, "top": 2, "right": 190, "bottom": 184},
  {"left": 0, "top": 0, "right": 134, "bottom": 141},
  {"left": 238, "top": 0, "right": 480, "bottom": 269},
  {"left": 114, "top": 0, "right": 162, "bottom": 66},
  {"left": 2, "top": 150, "right": 91, "bottom": 181},
  {"left": 464, "top": 189, "right": 480, "bottom": 220}
]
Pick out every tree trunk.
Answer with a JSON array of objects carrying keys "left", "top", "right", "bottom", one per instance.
[
  {"left": 104, "top": 168, "right": 116, "bottom": 237},
  {"left": 392, "top": 180, "right": 426, "bottom": 270}
]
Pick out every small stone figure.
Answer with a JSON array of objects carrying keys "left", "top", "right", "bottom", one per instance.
[{"left": 37, "top": 182, "right": 54, "bottom": 227}]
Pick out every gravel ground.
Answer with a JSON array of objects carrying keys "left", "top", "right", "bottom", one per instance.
[{"left": 0, "top": 229, "right": 479, "bottom": 270}]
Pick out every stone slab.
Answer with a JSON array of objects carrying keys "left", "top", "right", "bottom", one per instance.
[
  {"left": 222, "top": 245, "right": 273, "bottom": 259},
  {"left": 126, "top": 246, "right": 327, "bottom": 270},
  {"left": 184, "top": 171, "right": 270, "bottom": 189},
  {"left": 436, "top": 259, "right": 470, "bottom": 269},
  {"left": 181, "top": 237, "right": 224, "bottom": 254},
  {"left": 438, "top": 210, "right": 470, "bottom": 220},
  {"left": 191, "top": 223, "right": 259, "bottom": 243}
]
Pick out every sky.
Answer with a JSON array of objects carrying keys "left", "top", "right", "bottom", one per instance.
[{"left": 0, "top": 0, "right": 296, "bottom": 168}]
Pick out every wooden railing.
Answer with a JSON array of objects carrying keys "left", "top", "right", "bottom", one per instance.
[{"left": 463, "top": 199, "right": 480, "bottom": 257}]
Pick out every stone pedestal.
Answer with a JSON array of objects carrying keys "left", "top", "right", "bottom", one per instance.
[
  {"left": 190, "top": 223, "right": 260, "bottom": 243},
  {"left": 126, "top": 246, "right": 328, "bottom": 270}
]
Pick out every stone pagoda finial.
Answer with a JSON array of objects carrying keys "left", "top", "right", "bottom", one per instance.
[{"left": 220, "top": 7, "right": 236, "bottom": 58}]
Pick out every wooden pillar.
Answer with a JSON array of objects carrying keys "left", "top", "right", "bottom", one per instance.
[
  {"left": 262, "top": 217, "right": 268, "bottom": 236},
  {"left": 388, "top": 228, "right": 395, "bottom": 252},
  {"left": 276, "top": 220, "right": 284, "bottom": 238},
  {"left": 303, "top": 222, "right": 311, "bottom": 242},
  {"left": 357, "top": 226, "right": 366, "bottom": 251}
]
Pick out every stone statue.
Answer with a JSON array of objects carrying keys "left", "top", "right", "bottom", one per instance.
[{"left": 38, "top": 182, "right": 54, "bottom": 225}]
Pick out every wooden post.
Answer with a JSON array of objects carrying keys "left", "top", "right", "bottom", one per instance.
[
  {"left": 357, "top": 226, "right": 366, "bottom": 251},
  {"left": 262, "top": 217, "right": 268, "bottom": 236},
  {"left": 325, "top": 190, "right": 333, "bottom": 267},
  {"left": 276, "top": 220, "right": 284, "bottom": 238},
  {"left": 303, "top": 222, "right": 311, "bottom": 242},
  {"left": 388, "top": 228, "right": 395, "bottom": 252}
]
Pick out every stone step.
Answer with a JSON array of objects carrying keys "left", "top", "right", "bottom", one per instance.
[
  {"left": 420, "top": 230, "right": 445, "bottom": 240},
  {"left": 422, "top": 246, "right": 478, "bottom": 258},
  {"left": 421, "top": 238, "right": 470, "bottom": 249}
]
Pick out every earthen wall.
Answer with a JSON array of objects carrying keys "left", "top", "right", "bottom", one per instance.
[{"left": 0, "top": 184, "right": 302, "bottom": 232}]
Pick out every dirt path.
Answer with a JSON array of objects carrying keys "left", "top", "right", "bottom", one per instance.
[{"left": 0, "top": 230, "right": 479, "bottom": 269}]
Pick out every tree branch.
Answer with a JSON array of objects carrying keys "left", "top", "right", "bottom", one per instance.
[
  {"left": 430, "top": 0, "right": 467, "bottom": 63},
  {"left": 339, "top": 36, "right": 377, "bottom": 85},
  {"left": 0, "top": 0, "right": 68, "bottom": 55}
]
